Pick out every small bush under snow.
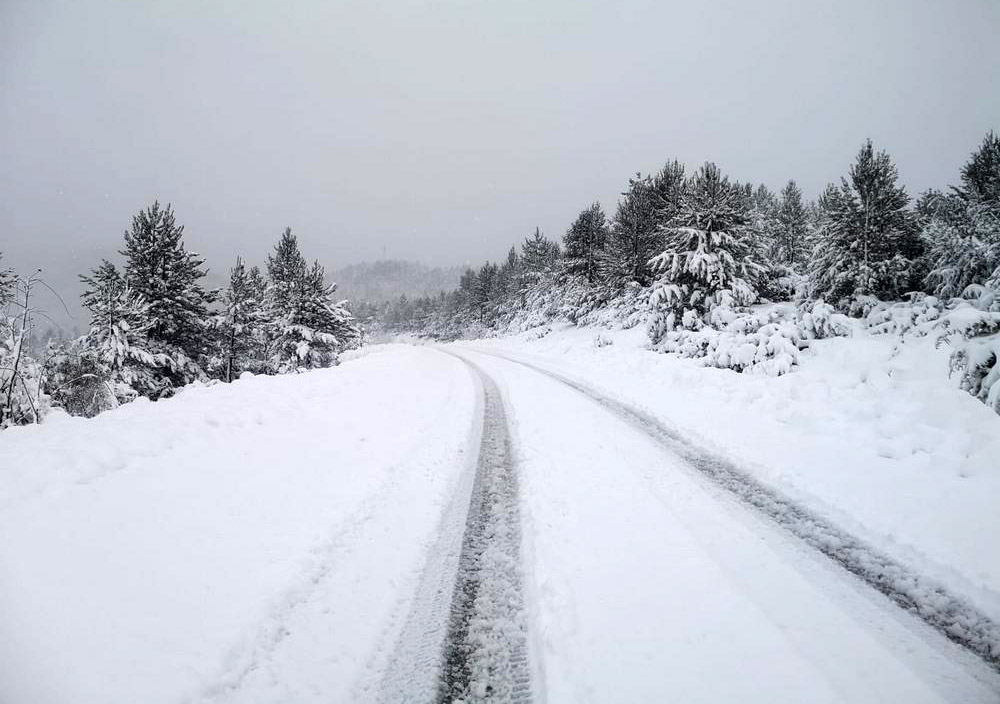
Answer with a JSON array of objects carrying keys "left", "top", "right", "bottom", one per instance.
[
  {"left": 936, "top": 286, "right": 1000, "bottom": 413},
  {"left": 652, "top": 305, "right": 807, "bottom": 377}
]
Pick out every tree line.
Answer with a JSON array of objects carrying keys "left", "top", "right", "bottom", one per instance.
[
  {"left": 376, "top": 133, "right": 1000, "bottom": 410},
  {"left": 1, "top": 203, "right": 361, "bottom": 426}
]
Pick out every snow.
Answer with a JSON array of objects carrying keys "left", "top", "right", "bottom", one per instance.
[
  {"left": 456, "top": 316, "right": 1000, "bottom": 626},
  {"left": 0, "top": 345, "right": 478, "bottom": 704},
  {"left": 4, "top": 326, "right": 999, "bottom": 702},
  {"left": 458, "top": 348, "right": 998, "bottom": 702}
]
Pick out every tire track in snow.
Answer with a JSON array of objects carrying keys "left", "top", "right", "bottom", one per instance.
[
  {"left": 375, "top": 364, "right": 486, "bottom": 703},
  {"left": 392, "top": 351, "right": 532, "bottom": 703},
  {"left": 197, "top": 428, "right": 447, "bottom": 703},
  {"left": 465, "top": 347, "right": 1000, "bottom": 674},
  {"left": 438, "top": 353, "right": 531, "bottom": 703}
]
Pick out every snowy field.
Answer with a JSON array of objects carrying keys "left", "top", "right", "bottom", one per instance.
[{"left": 2, "top": 338, "right": 999, "bottom": 703}]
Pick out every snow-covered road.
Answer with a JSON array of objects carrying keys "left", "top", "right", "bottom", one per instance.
[
  {"left": 449, "top": 347, "right": 1000, "bottom": 703},
  {"left": 1, "top": 343, "right": 998, "bottom": 703}
]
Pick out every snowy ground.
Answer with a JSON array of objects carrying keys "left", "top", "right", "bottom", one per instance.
[
  {"left": 0, "top": 345, "right": 480, "bottom": 704},
  {"left": 457, "top": 320, "right": 1000, "bottom": 627},
  {"left": 2, "top": 336, "right": 999, "bottom": 703},
  {"left": 454, "top": 347, "right": 997, "bottom": 702}
]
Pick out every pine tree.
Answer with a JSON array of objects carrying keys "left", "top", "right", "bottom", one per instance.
[
  {"left": 267, "top": 227, "right": 307, "bottom": 317},
  {"left": 521, "top": 228, "right": 559, "bottom": 276},
  {"left": 602, "top": 163, "right": 686, "bottom": 289},
  {"left": 265, "top": 229, "right": 361, "bottom": 371},
  {"left": 298, "top": 260, "right": 361, "bottom": 362},
  {"left": 78, "top": 259, "right": 165, "bottom": 396},
  {"left": 774, "top": 180, "right": 810, "bottom": 267},
  {"left": 648, "top": 162, "right": 762, "bottom": 340},
  {"left": 474, "top": 261, "right": 498, "bottom": 322},
  {"left": 810, "top": 140, "right": 920, "bottom": 310},
  {"left": 80, "top": 261, "right": 152, "bottom": 351},
  {"left": 748, "top": 183, "right": 777, "bottom": 251},
  {"left": 245, "top": 265, "right": 272, "bottom": 370},
  {"left": 955, "top": 131, "right": 1000, "bottom": 205},
  {"left": 923, "top": 205, "right": 1000, "bottom": 297},
  {"left": 496, "top": 246, "right": 520, "bottom": 300},
  {"left": 458, "top": 267, "right": 478, "bottom": 310},
  {"left": 650, "top": 160, "right": 686, "bottom": 223},
  {"left": 516, "top": 228, "right": 560, "bottom": 306},
  {"left": 924, "top": 133, "right": 1000, "bottom": 297},
  {"left": 248, "top": 264, "right": 269, "bottom": 302},
  {"left": 748, "top": 184, "right": 780, "bottom": 271},
  {"left": 603, "top": 174, "right": 661, "bottom": 287},
  {"left": 562, "top": 203, "right": 609, "bottom": 283},
  {"left": 218, "top": 257, "right": 267, "bottom": 382},
  {"left": 121, "top": 202, "right": 216, "bottom": 364},
  {"left": 0, "top": 253, "right": 12, "bottom": 307}
]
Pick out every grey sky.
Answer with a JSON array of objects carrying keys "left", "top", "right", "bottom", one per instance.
[{"left": 2, "top": 0, "right": 999, "bottom": 327}]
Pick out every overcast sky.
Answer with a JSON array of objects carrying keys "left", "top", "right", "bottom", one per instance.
[{"left": 2, "top": 0, "right": 999, "bottom": 327}]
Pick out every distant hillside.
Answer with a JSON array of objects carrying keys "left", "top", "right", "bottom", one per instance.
[{"left": 330, "top": 260, "right": 463, "bottom": 303}]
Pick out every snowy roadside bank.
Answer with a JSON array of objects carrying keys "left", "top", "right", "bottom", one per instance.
[
  {"left": 0, "top": 345, "right": 477, "bottom": 704},
  {"left": 456, "top": 322, "right": 1000, "bottom": 623}
]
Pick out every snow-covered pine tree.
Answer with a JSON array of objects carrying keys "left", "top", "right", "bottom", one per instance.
[
  {"left": 806, "top": 184, "right": 836, "bottom": 244},
  {"left": 516, "top": 227, "right": 560, "bottom": 308},
  {"left": 746, "top": 183, "right": 782, "bottom": 298},
  {"left": 71, "top": 260, "right": 165, "bottom": 404},
  {"left": 474, "top": 261, "right": 499, "bottom": 322},
  {"left": 0, "top": 252, "right": 12, "bottom": 306},
  {"left": 750, "top": 184, "right": 780, "bottom": 253},
  {"left": 217, "top": 257, "right": 268, "bottom": 382},
  {"left": 245, "top": 264, "right": 272, "bottom": 371},
  {"left": 265, "top": 228, "right": 361, "bottom": 372},
  {"left": 650, "top": 160, "right": 686, "bottom": 223},
  {"left": 924, "top": 133, "right": 1000, "bottom": 298},
  {"left": 916, "top": 133, "right": 1000, "bottom": 414},
  {"left": 298, "top": 260, "right": 361, "bottom": 363},
  {"left": 120, "top": 202, "right": 216, "bottom": 382},
  {"left": 457, "top": 267, "right": 478, "bottom": 311},
  {"left": 774, "top": 180, "right": 810, "bottom": 268},
  {"left": 603, "top": 173, "right": 662, "bottom": 288},
  {"left": 496, "top": 246, "right": 520, "bottom": 301},
  {"left": 810, "top": 140, "right": 921, "bottom": 312},
  {"left": 80, "top": 261, "right": 152, "bottom": 354},
  {"left": 955, "top": 131, "right": 1000, "bottom": 205},
  {"left": 521, "top": 228, "right": 559, "bottom": 276},
  {"left": 648, "top": 162, "right": 762, "bottom": 341},
  {"left": 922, "top": 194, "right": 999, "bottom": 297},
  {"left": 248, "top": 264, "right": 269, "bottom": 303},
  {"left": 562, "top": 203, "right": 609, "bottom": 284},
  {"left": 267, "top": 227, "right": 306, "bottom": 318}
]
